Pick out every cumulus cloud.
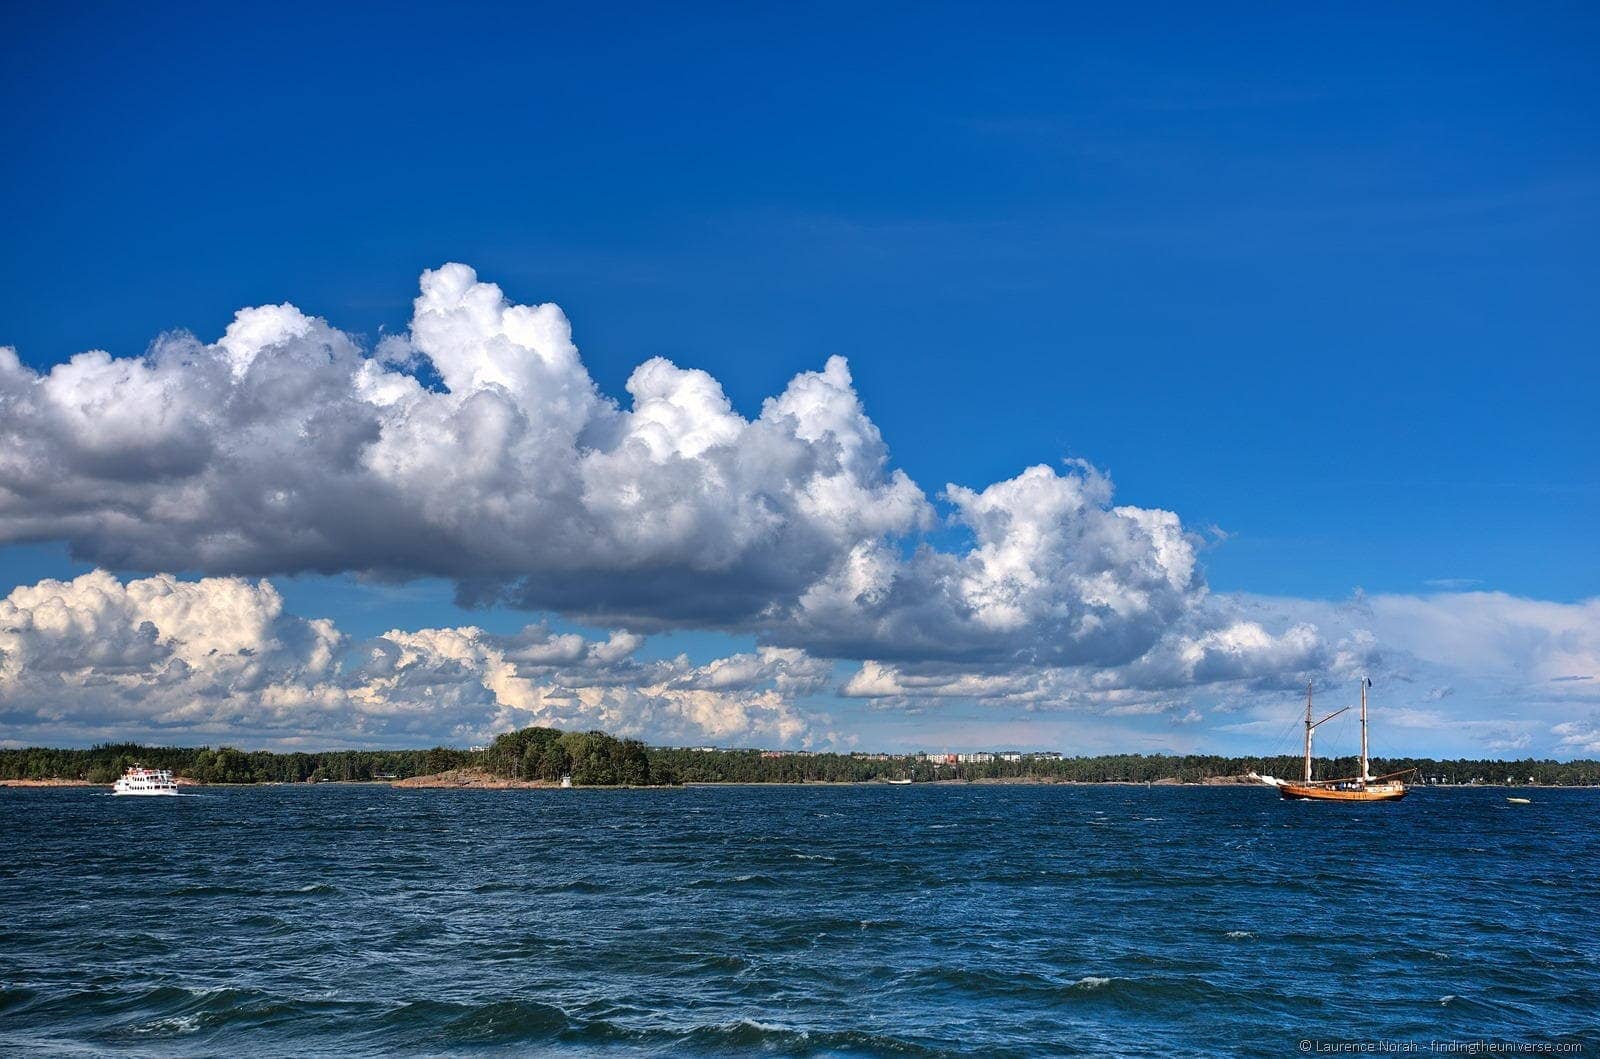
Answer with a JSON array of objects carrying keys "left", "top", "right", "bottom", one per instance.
[
  {"left": 0, "top": 265, "right": 1205, "bottom": 670},
  {"left": 780, "top": 463, "right": 1201, "bottom": 666},
  {"left": 837, "top": 596, "right": 1329, "bottom": 705},
  {"left": 0, "top": 265, "right": 930, "bottom": 632},
  {"left": 0, "top": 572, "right": 825, "bottom": 748}
]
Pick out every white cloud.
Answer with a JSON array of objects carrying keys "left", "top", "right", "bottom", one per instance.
[
  {"left": 0, "top": 571, "right": 822, "bottom": 748},
  {"left": 0, "top": 265, "right": 1205, "bottom": 668},
  {"left": 1, "top": 577, "right": 1595, "bottom": 757},
  {"left": 1552, "top": 717, "right": 1600, "bottom": 755},
  {"left": 1362, "top": 592, "right": 1600, "bottom": 687},
  {"left": 780, "top": 462, "right": 1202, "bottom": 665},
  {"left": 0, "top": 265, "right": 930, "bottom": 631},
  {"left": 834, "top": 590, "right": 1600, "bottom": 757}
]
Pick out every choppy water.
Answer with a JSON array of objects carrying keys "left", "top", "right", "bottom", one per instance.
[{"left": 1, "top": 784, "right": 1595, "bottom": 1056}]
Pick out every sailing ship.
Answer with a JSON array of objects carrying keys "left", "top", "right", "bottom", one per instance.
[{"left": 1252, "top": 679, "right": 1412, "bottom": 802}]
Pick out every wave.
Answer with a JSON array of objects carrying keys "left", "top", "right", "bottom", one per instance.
[
  {"left": 684, "top": 873, "right": 779, "bottom": 889},
  {"left": 0, "top": 986, "right": 37, "bottom": 1017},
  {"left": 360, "top": 1001, "right": 948, "bottom": 1055},
  {"left": 12, "top": 983, "right": 356, "bottom": 1046},
  {"left": 416, "top": 999, "right": 573, "bottom": 1042},
  {"left": 663, "top": 1020, "right": 947, "bottom": 1056},
  {"left": 158, "top": 882, "right": 339, "bottom": 898},
  {"left": 129, "top": 1012, "right": 202, "bottom": 1037}
]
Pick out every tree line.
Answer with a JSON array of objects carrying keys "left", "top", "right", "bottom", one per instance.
[
  {"left": 3, "top": 736, "right": 1597, "bottom": 787},
  {"left": 0, "top": 743, "right": 475, "bottom": 785},
  {"left": 0, "top": 727, "right": 666, "bottom": 787},
  {"left": 604, "top": 748, "right": 1600, "bottom": 786}
]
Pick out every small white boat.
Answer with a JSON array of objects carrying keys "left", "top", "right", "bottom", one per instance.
[
  {"left": 113, "top": 765, "right": 179, "bottom": 796},
  {"left": 1507, "top": 796, "right": 1532, "bottom": 805},
  {"left": 886, "top": 778, "right": 913, "bottom": 785}
]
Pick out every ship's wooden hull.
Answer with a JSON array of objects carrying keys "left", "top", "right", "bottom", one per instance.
[{"left": 1278, "top": 782, "right": 1408, "bottom": 802}]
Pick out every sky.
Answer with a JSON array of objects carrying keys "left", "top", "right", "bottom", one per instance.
[{"left": 0, "top": 2, "right": 1596, "bottom": 758}]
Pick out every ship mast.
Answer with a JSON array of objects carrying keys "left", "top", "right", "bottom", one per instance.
[
  {"left": 1303, "top": 682, "right": 1314, "bottom": 783},
  {"left": 1301, "top": 682, "right": 1350, "bottom": 786},
  {"left": 1360, "top": 677, "right": 1371, "bottom": 783}
]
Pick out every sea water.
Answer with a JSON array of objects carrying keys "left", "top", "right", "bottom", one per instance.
[{"left": 1, "top": 784, "right": 1595, "bottom": 1056}]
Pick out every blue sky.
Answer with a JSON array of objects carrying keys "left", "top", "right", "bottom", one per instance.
[{"left": 0, "top": 2, "right": 1596, "bottom": 756}]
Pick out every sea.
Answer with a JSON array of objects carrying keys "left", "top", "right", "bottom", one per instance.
[{"left": 1, "top": 783, "right": 1595, "bottom": 1057}]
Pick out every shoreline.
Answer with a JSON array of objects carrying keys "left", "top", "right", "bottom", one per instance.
[
  {"left": 6, "top": 775, "right": 1597, "bottom": 791},
  {"left": 0, "top": 776, "right": 205, "bottom": 789},
  {"left": 392, "top": 768, "right": 674, "bottom": 790}
]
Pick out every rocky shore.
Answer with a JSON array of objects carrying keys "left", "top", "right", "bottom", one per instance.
[{"left": 390, "top": 768, "right": 561, "bottom": 789}]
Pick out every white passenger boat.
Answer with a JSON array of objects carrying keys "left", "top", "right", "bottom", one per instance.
[{"left": 113, "top": 765, "right": 180, "bottom": 796}]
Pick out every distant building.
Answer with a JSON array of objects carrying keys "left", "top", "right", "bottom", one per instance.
[{"left": 999, "top": 751, "right": 1023, "bottom": 762}]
